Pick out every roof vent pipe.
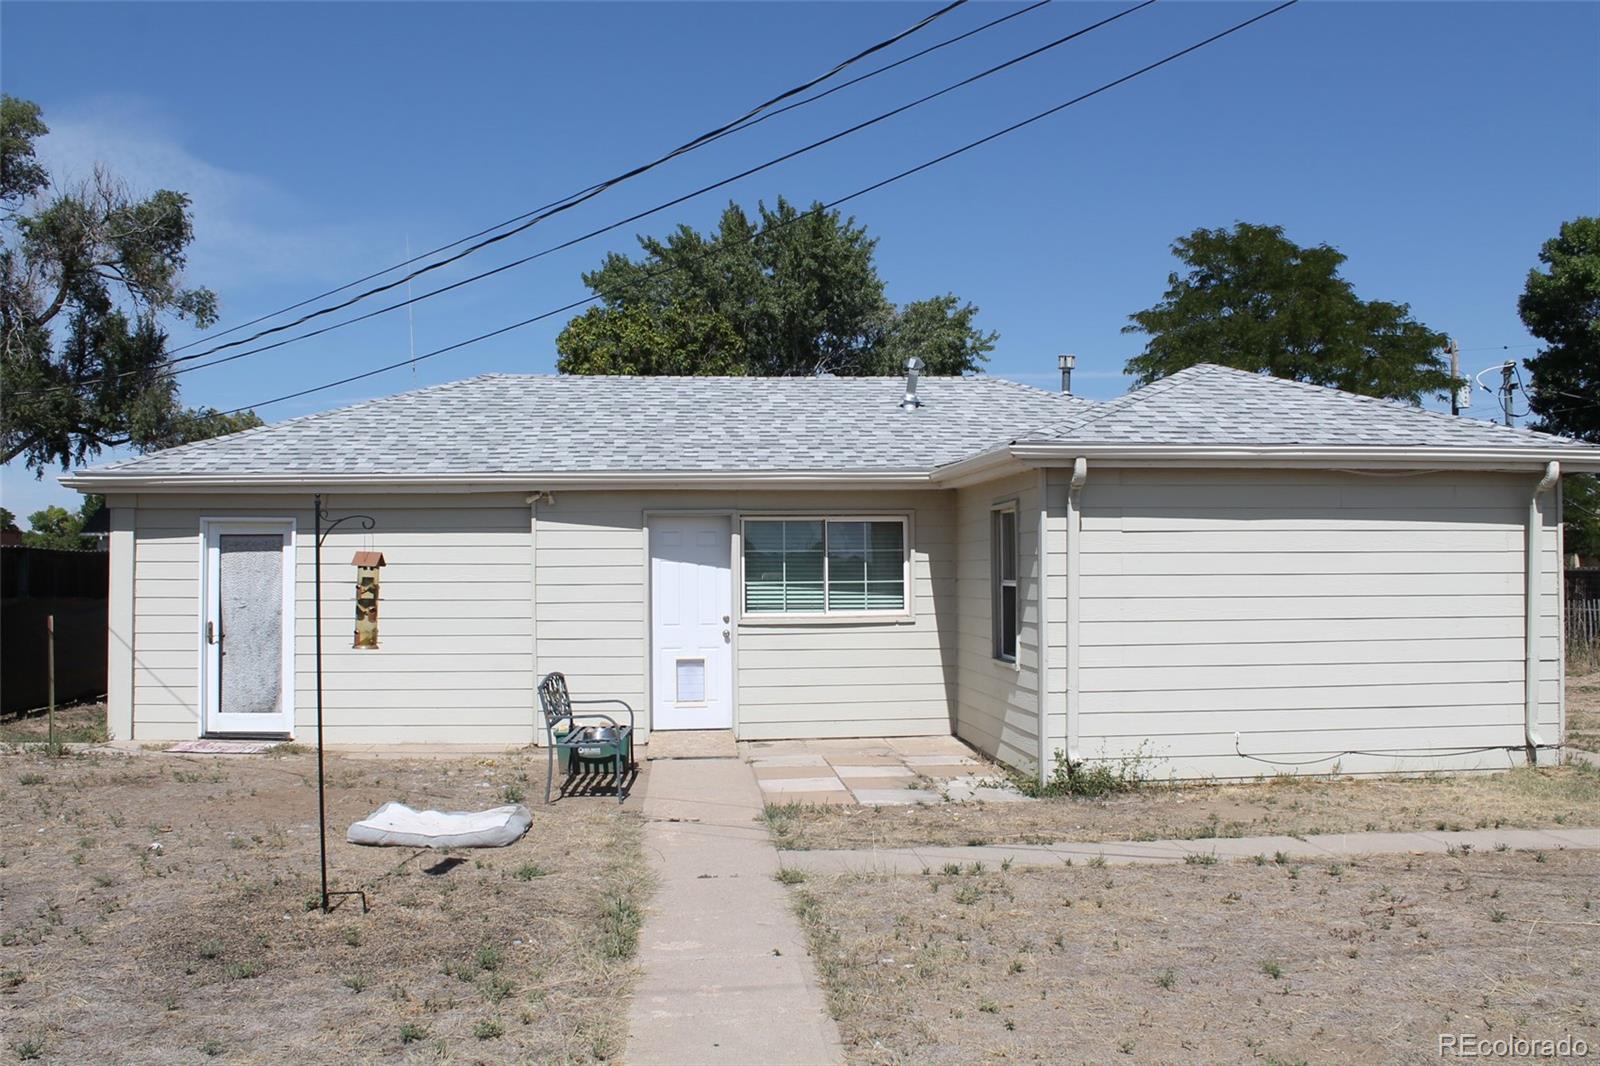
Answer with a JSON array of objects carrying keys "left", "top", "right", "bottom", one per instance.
[
  {"left": 900, "top": 357, "right": 925, "bottom": 410},
  {"left": 1058, "top": 354, "right": 1077, "bottom": 395}
]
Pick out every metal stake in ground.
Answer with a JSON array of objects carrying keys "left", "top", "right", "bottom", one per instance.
[
  {"left": 47, "top": 614, "right": 55, "bottom": 749},
  {"left": 314, "top": 493, "right": 374, "bottom": 914}
]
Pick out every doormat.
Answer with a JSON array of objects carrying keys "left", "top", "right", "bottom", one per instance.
[{"left": 166, "top": 740, "right": 275, "bottom": 755}]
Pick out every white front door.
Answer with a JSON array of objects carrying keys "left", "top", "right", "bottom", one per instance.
[
  {"left": 201, "top": 520, "right": 296, "bottom": 736},
  {"left": 650, "top": 515, "right": 733, "bottom": 731}
]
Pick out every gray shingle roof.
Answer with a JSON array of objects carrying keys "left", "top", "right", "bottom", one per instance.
[
  {"left": 84, "top": 374, "right": 1093, "bottom": 477},
  {"left": 74, "top": 365, "right": 1598, "bottom": 485},
  {"left": 1018, "top": 364, "right": 1600, "bottom": 452}
]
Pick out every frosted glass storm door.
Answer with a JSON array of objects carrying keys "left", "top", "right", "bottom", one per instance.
[{"left": 201, "top": 521, "right": 296, "bottom": 736}]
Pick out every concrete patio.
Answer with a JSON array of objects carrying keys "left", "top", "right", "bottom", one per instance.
[{"left": 738, "top": 735, "right": 1027, "bottom": 806}]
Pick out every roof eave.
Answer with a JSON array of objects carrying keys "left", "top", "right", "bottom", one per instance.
[
  {"left": 928, "top": 444, "right": 1028, "bottom": 487},
  {"left": 1007, "top": 442, "right": 1600, "bottom": 472},
  {"left": 58, "top": 468, "right": 941, "bottom": 494}
]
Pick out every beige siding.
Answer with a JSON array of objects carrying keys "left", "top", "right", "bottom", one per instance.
[
  {"left": 127, "top": 493, "right": 536, "bottom": 744},
  {"left": 1074, "top": 469, "right": 1563, "bottom": 778},
  {"left": 952, "top": 472, "right": 1042, "bottom": 773},
  {"left": 535, "top": 490, "right": 957, "bottom": 740}
]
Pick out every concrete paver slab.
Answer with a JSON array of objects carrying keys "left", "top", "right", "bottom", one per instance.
[
  {"left": 755, "top": 764, "right": 851, "bottom": 781},
  {"left": 833, "top": 764, "right": 915, "bottom": 778},
  {"left": 758, "top": 777, "right": 849, "bottom": 794},
  {"left": 748, "top": 754, "right": 831, "bottom": 768},
  {"left": 852, "top": 788, "right": 941, "bottom": 806}
]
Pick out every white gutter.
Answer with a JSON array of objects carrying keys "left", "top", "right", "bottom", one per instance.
[
  {"left": 1006, "top": 443, "right": 1600, "bottom": 472},
  {"left": 1035, "top": 468, "right": 1050, "bottom": 789},
  {"left": 63, "top": 443, "right": 1600, "bottom": 494},
  {"left": 60, "top": 468, "right": 937, "bottom": 494},
  {"left": 1525, "top": 461, "right": 1560, "bottom": 762},
  {"left": 927, "top": 445, "right": 1023, "bottom": 487},
  {"left": 1064, "top": 457, "right": 1087, "bottom": 770}
]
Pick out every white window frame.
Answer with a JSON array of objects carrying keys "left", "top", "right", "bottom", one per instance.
[
  {"left": 991, "top": 503, "right": 1018, "bottom": 664},
  {"left": 737, "top": 514, "right": 912, "bottom": 624}
]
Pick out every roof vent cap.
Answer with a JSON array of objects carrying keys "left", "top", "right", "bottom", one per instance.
[{"left": 900, "top": 357, "right": 925, "bottom": 410}]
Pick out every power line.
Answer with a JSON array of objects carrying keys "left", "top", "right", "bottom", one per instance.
[
  {"left": 158, "top": 0, "right": 974, "bottom": 362},
  {"left": 169, "top": 0, "right": 1149, "bottom": 372},
  {"left": 214, "top": 0, "right": 1300, "bottom": 417},
  {"left": 166, "top": 1, "right": 981, "bottom": 357},
  {"left": 34, "top": 0, "right": 1158, "bottom": 395}
]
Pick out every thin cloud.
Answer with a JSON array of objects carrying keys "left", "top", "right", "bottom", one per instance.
[{"left": 33, "top": 99, "right": 371, "bottom": 293}]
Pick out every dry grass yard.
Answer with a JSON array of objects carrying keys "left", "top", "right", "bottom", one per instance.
[
  {"left": 763, "top": 762, "right": 1600, "bottom": 852},
  {"left": 0, "top": 748, "right": 648, "bottom": 1064},
  {"left": 0, "top": 702, "right": 109, "bottom": 746},
  {"left": 789, "top": 849, "right": 1600, "bottom": 1065}
]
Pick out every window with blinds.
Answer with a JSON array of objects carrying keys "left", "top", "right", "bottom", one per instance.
[{"left": 743, "top": 518, "right": 906, "bottom": 615}]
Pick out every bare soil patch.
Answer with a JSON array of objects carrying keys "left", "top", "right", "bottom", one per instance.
[
  {"left": 791, "top": 849, "right": 1600, "bottom": 1065},
  {"left": 1569, "top": 669, "right": 1600, "bottom": 753},
  {"left": 764, "top": 763, "right": 1600, "bottom": 851},
  {"left": 1, "top": 748, "right": 648, "bottom": 1064},
  {"left": 0, "top": 701, "right": 107, "bottom": 746}
]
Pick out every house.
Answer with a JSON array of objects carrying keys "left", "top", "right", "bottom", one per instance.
[{"left": 63, "top": 363, "right": 1600, "bottom": 780}]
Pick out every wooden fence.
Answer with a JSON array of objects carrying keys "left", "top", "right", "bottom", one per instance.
[
  {"left": 1, "top": 546, "right": 108, "bottom": 714},
  {"left": 1571, "top": 599, "right": 1600, "bottom": 662}
]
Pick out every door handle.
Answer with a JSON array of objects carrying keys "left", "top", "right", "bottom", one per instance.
[
  {"left": 722, "top": 629, "right": 731, "bottom": 642},
  {"left": 206, "top": 621, "right": 217, "bottom": 645}
]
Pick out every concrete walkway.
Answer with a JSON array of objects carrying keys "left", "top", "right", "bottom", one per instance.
[
  {"left": 779, "top": 825, "right": 1600, "bottom": 875},
  {"left": 625, "top": 757, "right": 844, "bottom": 1066}
]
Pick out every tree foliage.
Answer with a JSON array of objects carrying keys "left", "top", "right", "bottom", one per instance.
[
  {"left": 1123, "top": 223, "right": 1455, "bottom": 404},
  {"left": 0, "top": 94, "right": 261, "bottom": 474},
  {"left": 557, "top": 198, "right": 996, "bottom": 377},
  {"left": 17, "top": 495, "right": 102, "bottom": 550},
  {"left": 1520, "top": 216, "right": 1600, "bottom": 557}
]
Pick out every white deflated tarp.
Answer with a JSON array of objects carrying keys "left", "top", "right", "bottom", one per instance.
[{"left": 346, "top": 802, "right": 533, "bottom": 849}]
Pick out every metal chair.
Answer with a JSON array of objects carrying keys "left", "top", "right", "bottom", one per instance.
[{"left": 537, "top": 672, "right": 636, "bottom": 805}]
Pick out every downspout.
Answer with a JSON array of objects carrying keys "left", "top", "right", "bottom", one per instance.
[
  {"left": 1036, "top": 469, "right": 1050, "bottom": 789},
  {"left": 1525, "top": 461, "right": 1559, "bottom": 764},
  {"left": 527, "top": 491, "right": 553, "bottom": 747},
  {"left": 1065, "top": 458, "right": 1087, "bottom": 770}
]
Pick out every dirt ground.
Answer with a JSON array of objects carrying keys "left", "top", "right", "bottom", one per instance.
[
  {"left": 791, "top": 849, "right": 1600, "bottom": 1065},
  {"left": 1, "top": 748, "right": 648, "bottom": 1064},
  {"left": 1569, "top": 669, "right": 1600, "bottom": 752},
  {"left": 0, "top": 701, "right": 108, "bottom": 746},
  {"left": 764, "top": 762, "right": 1600, "bottom": 851}
]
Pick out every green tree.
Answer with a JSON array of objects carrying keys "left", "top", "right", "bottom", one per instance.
[
  {"left": 1520, "top": 216, "right": 1600, "bottom": 557},
  {"left": 0, "top": 94, "right": 261, "bottom": 474},
  {"left": 0, "top": 506, "right": 18, "bottom": 532},
  {"left": 21, "top": 495, "right": 100, "bottom": 550},
  {"left": 557, "top": 198, "right": 996, "bottom": 377},
  {"left": 1123, "top": 223, "right": 1455, "bottom": 404}
]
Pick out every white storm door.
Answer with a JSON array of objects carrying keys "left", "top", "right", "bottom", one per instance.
[
  {"left": 201, "top": 520, "right": 296, "bottom": 736},
  {"left": 650, "top": 516, "right": 733, "bottom": 731}
]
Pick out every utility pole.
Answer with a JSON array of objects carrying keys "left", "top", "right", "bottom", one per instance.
[
  {"left": 1501, "top": 363, "right": 1516, "bottom": 427},
  {"left": 1447, "top": 337, "right": 1462, "bottom": 416}
]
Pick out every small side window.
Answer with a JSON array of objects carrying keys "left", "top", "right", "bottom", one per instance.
[{"left": 992, "top": 508, "right": 1017, "bottom": 662}]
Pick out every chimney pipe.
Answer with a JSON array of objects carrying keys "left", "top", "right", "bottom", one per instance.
[
  {"left": 1058, "top": 354, "right": 1077, "bottom": 395},
  {"left": 900, "top": 357, "right": 925, "bottom": 410}
]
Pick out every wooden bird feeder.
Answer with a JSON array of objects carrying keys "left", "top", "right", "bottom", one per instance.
[{"left": 352, "top": 551, "right": 385, "bottom": 648}]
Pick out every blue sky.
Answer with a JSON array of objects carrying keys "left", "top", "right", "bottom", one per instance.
[{"left": 3, "top": 1, "right": 1597, "bottom": 517}]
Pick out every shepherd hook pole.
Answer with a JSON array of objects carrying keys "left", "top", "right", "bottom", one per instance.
[{"left": 313, "top": 493, "right": 375, "bottom": 914}]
